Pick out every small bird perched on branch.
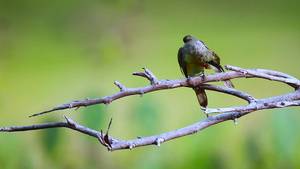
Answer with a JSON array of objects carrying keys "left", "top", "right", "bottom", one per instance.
[{"left": 178, "top": 35, "right": 234, "bottom": 107}]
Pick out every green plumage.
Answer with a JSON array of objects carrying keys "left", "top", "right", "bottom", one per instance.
[{"left": 178, "top": 35, "right": 234, "bottom": 107}]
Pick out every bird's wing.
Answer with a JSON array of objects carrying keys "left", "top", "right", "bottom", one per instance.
[
  {"left": 207, "top": 52, "right": 235, "bottom": 88},
  {"left": 207, "top": 60, "right": 224, "bottom": 72},
  {"left": 178, "top": 47, "right": 188, "bottom": 77},
  {"left": 206, "top": 50, "right": 223, "bottom": 72}
]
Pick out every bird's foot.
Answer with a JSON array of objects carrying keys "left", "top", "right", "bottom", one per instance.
[
  {"left": 187, "top": 76, "right": 196, "bottom": 87},
  {"left": 201, "top": 73, "right": 206, "bottom": 79}
]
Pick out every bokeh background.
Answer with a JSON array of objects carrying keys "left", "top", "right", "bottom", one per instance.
[{"left": 0, "top": 0, "right": 300, "bottom": 168}]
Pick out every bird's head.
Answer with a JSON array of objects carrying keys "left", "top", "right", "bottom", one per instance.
[{"left": 183, "top": 35, "right": 195, "bottom": 43}]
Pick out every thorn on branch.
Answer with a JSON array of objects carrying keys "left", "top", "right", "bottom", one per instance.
[
  {"left": 129, "top": 144, "right": 136, "bottom": 150},
  {"left": 156, "top": 138, "right": 164, "bottom": 148},
  {"left": 139, "top": 91, "right": 144, "bottom": 97},
  {"left": 97, "top": 118, "right": 113, "bottom": 151},
  {"left": 105, "top": 99, "right": 112, "bottom": 108},
  {"left": 234, "top": 118, "right": 238, "bottom": 125}
]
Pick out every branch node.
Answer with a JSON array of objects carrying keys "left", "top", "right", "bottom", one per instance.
[
  {"left": 143, "top": 67, "right": 159, "bottom": 85},
  {"left": 234, "top": 118, "right": 238, "bottom": 125},
  {"left": 114, "top": 80, "right": 126, "bottom": 91},
  {"left": 133, "top": 68, "right": 160, "bottom": 85},
  {"left": 276, "top": 101, "right": 286, "bottom": 107},
  {"left": 156, "top": 138, "right": 164, "bottom": 148},
  {"left": 137, "top": 135, "right": 143, "bottom": 139},
  {"left": 248, "top": 96, "right": 257, "bottom": 103},
  {"left": 97, "top": 118, "right": 113, "bottom": 151},
  {"left": 96, "top": 132, "right": 111, "bottom": 151},
  {"left": 129, "top": 144, "right": 136, "bottom": 150},
  {"left": 105, "top": 100, "right": 112, "bottom": 108},
  {"left": 139, "top": 91, "right": 144, "bottom": 97},
  {"left": 62, "top": 116, "right": 76, "bottom": 128}
]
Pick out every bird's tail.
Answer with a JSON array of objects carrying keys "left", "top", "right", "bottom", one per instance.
[
  {"left": 214, "top": 69, "right": 235, "bottom": 88},
  {"left": 222, "top": 79, "right": 234, "bottom": 88},
  {"left": 208, "top": 61, "right": 235, "bottom": 88},
  {"left": 193, "top": 86, "right": 208, "bottom": 107}
]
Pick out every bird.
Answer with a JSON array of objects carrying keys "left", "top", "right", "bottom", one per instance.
[{"left": 178, "top": 35, "right": 234, "bottom": 107}]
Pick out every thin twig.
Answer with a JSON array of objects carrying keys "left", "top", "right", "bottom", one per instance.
[{"left": 226, "top": 65, "right": 300, "bottom": 89}]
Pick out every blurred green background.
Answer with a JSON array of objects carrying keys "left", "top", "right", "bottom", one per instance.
[{"left": 0, "top": 0, "right": 300, "bottom": 168}]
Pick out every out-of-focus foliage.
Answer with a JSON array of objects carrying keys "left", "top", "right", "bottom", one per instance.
[{"left": 0, "top": 0, "right": 299, "bottom": 168}]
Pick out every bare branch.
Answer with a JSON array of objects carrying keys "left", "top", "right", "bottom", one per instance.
[
  {"left": 0, "top": 122, "right": 69, "bottom": 132},
  {"left": 1, "top": 65, "right": 300, "bottom": 151},
  {"left": 200, "top": 84, "right": 257, "bottom": 103},
  {"left": 226, "top": 65, "right": 300, "bottom": 89},
  {"left": 204, "top": 91, "right": 300, "bottom": 114},
  {"left": 0, "top": 112, "right": 243, "bottom": 151},
  {"left": 29, "top": 65, "right": 300, "bottom": 117}
]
